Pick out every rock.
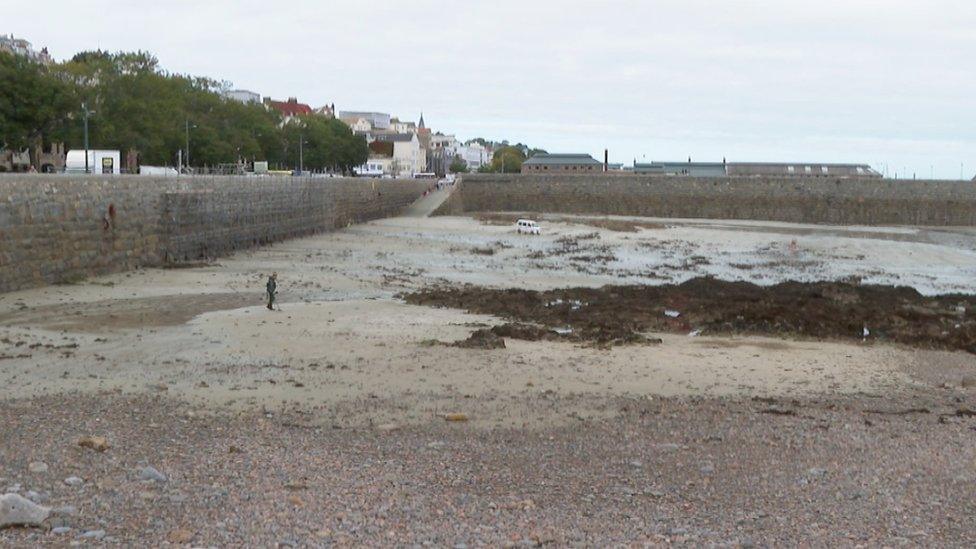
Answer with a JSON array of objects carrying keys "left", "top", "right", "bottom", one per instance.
[
  {"left": 962, "top": 376, "right": 976, "bottom": 388},
  {"left": 137, "top": 466, "right": 168, "bottom": 483},
  {"left": 81, "top": 529, "right": 106, "bottom": 539},
  {"left": 700, "top": 464, "right": 715, "bottom": 475},
  {"left": 25, "top": 491, "right": 48, "bottom": 504},
  {"left": 28, "top": 461, "right": 48, "bottom": 474},
  {"left": 63, "top": 476, "right": 83, "bottom": 487},
  {"left": 0, "top": 492, "right": 51, "bottom": 529},
  {"left": 77, "top": 436, "right": 110, "bottom": 452},
  {"left": 167, "top": 528, "right": 194, "bottom": 543},
  {"left": 376, "top": 423, "right": 399, "bottom": 432},
  {"left": 51, "top": 526, "right": 72, "bottom": 535},
  {"left": 443, "top": 413, "right": 469, "bottom": 422}
]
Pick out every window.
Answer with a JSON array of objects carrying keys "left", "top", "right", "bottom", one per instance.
[
  {"left": 805, "top": 166, "right": 812, "bottom": 173},
  {"left": 856, "top": 167, "right": 865, "bottom": 175},
  {"left": 787, "top": 166, "right": 795, "bottom": 173},
  {"left": 821, "top": 166, "right": 829, "bottom": 174}
]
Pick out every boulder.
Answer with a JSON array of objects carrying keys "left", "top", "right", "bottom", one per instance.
[{"left": 0, "top": 493, "right": 50, "bottom": 529}]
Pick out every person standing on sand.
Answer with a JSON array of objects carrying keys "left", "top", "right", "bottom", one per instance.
[{"left": 266, "top": 272, "right": 277, "bottom": 310}]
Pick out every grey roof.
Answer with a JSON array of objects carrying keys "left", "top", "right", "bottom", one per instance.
[
  {"left": 635, "top": 161, "right": 725, "bottom": 169},
  {"left": 373, "top": 133, "right": 415, "bottom": 143},
  {"left": 729, "top": 161, "right": 871, "bottom": 168},
  {"left": 523, "top": 153, "right": 601, "bottom": 166}
]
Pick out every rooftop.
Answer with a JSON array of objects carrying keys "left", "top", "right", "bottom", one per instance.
[
  {"left": 635, "top": 161, "right": 726, "bottom": 168},
  {"left": 267, "top": 97, "right": 312, "bottom": 117},
  {"left": 522, "top": 153, "right": 602, "bottom": 166},
  {"left": 373, "top": 133, "right": 416, "bottom": 143}
]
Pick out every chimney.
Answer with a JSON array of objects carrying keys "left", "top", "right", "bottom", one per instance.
[{"left": 604, "top": 149, "right": 609, "bottom": 172}]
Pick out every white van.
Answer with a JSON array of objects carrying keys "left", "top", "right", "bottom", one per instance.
[{"left": 516, "top": 219, "right": 541, "bottom": 235}]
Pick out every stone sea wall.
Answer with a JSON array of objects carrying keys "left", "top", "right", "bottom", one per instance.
[
  {"left": 439, "top": 174, "right": 976, "bottom": 226},
  {"left": 0, "top": 175, "right": 427, "bottom": 292}
]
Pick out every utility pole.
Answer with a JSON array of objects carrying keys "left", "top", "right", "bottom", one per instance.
[
  {"left": 82, "top": 102, "right": 93, "bottom": 174},
  {"left": 184, "top": 119, "right": 191, "bottom": 173}
]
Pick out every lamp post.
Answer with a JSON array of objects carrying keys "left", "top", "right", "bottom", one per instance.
[
  {"left": 184, "top": 119, "right": 197, "bottom": 173},
  {"left": 82, "top": 102, "right": 95, "bottom": 173},
  {"left": 298, "top": 133, "right": 308, "bottom": 175}
]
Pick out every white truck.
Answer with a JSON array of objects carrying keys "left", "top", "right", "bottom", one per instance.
[
  {"left": 516, "top": 219, "right": 542, "bottom": 235},
  {"left": 65, "top": 150, "right": 121, "bottom": 174}
]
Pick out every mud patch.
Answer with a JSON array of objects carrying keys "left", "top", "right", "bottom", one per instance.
[
  {"left": 0, "top": 293, "right": 256, "bottom": 332},
  {"left": 404, "top": 278, "right": 976, "bottom": 352}
]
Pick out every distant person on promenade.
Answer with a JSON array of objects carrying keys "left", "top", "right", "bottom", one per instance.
[{"left": 266, "top": 272, "right": 278, "bottom": 310}]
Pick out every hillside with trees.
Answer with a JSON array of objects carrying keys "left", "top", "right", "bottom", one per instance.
[{"left": 0, "top": 50, "right": 367, "bottom": 172}]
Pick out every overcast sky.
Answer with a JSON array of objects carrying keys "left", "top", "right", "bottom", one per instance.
[{"left": 8, "top": 0, "right": 976, "bottom": 178}]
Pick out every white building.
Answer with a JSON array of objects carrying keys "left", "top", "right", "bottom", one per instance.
[
  {"left": 430, "top": 133, "right": 460, "bottom": 155},
  {"left": 0, "top": 34, "right": 52, "bottom": 64},
  {"left": 355, "top": 157, "right": 393, "bottom": 177},
  {"left": 373, "top": 133, "right": 426, "bottom": 177},
  {"left": 390, "top": 118, "right": 418, "bottom": 134},
  {"left": 338, "top": 111, "right": 391, "bottom": 131},
  {"left": 352, "top": 118, "right": 376, "bottom": 133},
  {"left": 222, "top": 89, "right": 261, "bottom": 104},
  {"left": 459, "top": 141, "right": 492, "bottom": 170}
]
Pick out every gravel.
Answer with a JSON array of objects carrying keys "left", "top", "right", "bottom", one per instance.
[{"left": 1, "top": 392, "right": 974, "bottom": 546}]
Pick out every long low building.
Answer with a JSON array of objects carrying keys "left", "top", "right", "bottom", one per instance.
[
  {"left": 634, "top": 161, "right": 726, "bottom": 177},
  {"left": 635, "top": 161, "right": 881, "bottom": 178},
  {"left": 727, "top": 162, "right": 880, "bottom": 178},
  {"left": 521, "top": 153, "right": 604, "bottom": 173}
]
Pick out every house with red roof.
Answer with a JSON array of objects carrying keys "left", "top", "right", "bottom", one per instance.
[{"left": 265, "top": 97, "right": 313, "bottom": 124}]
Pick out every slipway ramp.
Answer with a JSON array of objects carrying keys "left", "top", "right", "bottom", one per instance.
[{"left": 401, "top": 185, "right": 456, "bottom": 218}]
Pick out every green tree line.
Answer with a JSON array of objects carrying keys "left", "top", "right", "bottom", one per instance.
[{"left": 0, "top": 50, "right": 367, "bottom": 172}]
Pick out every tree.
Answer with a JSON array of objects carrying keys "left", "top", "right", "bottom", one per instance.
[
  {"left": 449, "top": 156, "right": 468, "bottom": 173},
  {"left": 0, "top": 51, "right": 76, "bottom": 166},
  {"left": 488, "top": 146, "right": 526, "bottom": 173},
  {"left": 281, "top": 116, "right": 367, "bottom": 173}
]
